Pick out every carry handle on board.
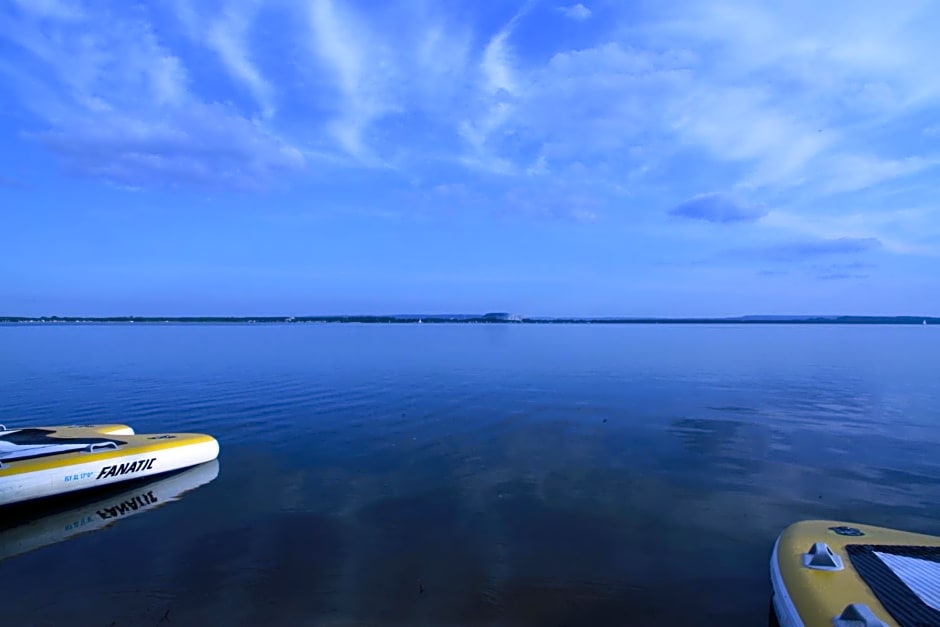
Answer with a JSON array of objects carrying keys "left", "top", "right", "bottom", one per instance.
[{"left": 83, "top": 441, "right": 120, "bottom": 453}]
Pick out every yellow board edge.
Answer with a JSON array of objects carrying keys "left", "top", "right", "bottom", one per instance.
[
  {"left": 774, "top": 519, "right": 940, "bottom": 627},
  {"left": 0, "top": 432, "right": 218, "bottom": 477}
]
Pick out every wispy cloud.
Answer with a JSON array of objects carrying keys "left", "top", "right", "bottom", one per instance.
[
  {"left": 745, "top": 237, "right": 881, "bottom": 263},
  {"left": 647, "top": 2, "right": 940, "bottom": 198},
  {"left": 1, "top": 0, "right": 939, "bottom": 239},
  {"left": 668, "top": 86, "right": 830, "bottom": 190},
  {"left": 669, "top": 193, "right": 767, "bottom": 224},
  {"left": 204, "top": 2, "right": 276, "bottom": 119},
  {"left": 0, "top": 0, "right": 302, "bottom": 189},
  {"left": 559, "top": 4, "right": 592, "bottom": 21},
  {"left": 32, "top": 106, "right": 304, "bottom": 190},
  {"left": 812, "top": 262, "right": 876, "bottom": 272},
  {"left": 761, "top": 208, "right": 938, "bottom": 257},
  {"left": 819, "top": 154, "right": 938, "bottom": 194},
  {"left": 501, "top": 182, "right": 602, "bottom": 222},
  {"left": 811, "top": 261, "right": 874, "bottom": 281},
  {"left": 171, "top": 1, "right": 274, "bottom": 116},
  {"left": 526, "top": 44, "right": 691, "bottom": 160},
  {"left": 457, "top": 7, "right": 530, "bottom": 173},
  {"left": 816, "top": 272, "right": 870, "bottom": 281},
  {"left": 482, "top": 29, "right": 517, "bottom": 97},
  {"left": 0, "top": 174, "right": 26, "bottom": 188},
  {"left": 413, "top": 18, "right": 473, "bottom": 104},
  {"left": 306, "top": 0, "right": 399, "bottom": 161},
  {"left": 10, "top": 0, "right": 82, "bottom": 21}
]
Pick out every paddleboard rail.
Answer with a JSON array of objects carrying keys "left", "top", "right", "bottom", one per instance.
[{"left": 770, "top": 535, "right": 805, "bottom": 627}]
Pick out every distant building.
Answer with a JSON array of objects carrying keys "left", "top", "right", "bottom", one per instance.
[{"left": 482, "top": 312, "right": 523, "bottom": 322}]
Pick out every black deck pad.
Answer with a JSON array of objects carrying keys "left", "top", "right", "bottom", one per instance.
[{"left": 846, "top": 544, "right": 940, "bottom": 627}]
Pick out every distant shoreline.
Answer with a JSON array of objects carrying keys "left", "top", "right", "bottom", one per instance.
[{"left": 1, "top": 315, "right": 937, "bottom": 325}]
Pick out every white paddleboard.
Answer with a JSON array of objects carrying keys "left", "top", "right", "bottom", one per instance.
[{"left": 0, "top": 425, "right": 219, "bottom": 506}]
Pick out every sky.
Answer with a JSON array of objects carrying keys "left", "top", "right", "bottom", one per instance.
[{"left": 1, "top": 0, "right": 939, "bottom": 317}]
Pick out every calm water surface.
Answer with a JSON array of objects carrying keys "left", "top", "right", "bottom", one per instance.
[{"left": 1, "top": 324, "right": 939, "bottom": 626}]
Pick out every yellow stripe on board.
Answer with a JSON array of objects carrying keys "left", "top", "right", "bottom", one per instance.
[{"left": 0, "top": 434, "right": 217, "bottom": 477}]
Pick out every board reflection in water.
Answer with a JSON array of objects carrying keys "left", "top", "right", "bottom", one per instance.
[{"left": 0, "top": 459, "right": 219, "bottom": 562}]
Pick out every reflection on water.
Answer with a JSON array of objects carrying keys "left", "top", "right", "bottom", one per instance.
[
  {"left": 0, "top": 460, "right": 219, "bottom": 562},
  {"left": 1, "top": 324, "right": 939, "bottom": 625}
]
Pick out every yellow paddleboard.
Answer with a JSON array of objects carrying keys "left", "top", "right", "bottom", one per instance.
[
  {"left": 0, "top": 424, "right": 219, "bottom": 506},
  {"left": 771, "top": 520, "right": 940, "bottom": 627}
]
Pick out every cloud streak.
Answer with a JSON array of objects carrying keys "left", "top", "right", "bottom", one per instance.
[
  {"left": 306, "top": 0, "right": 400, "bottom": 162},
  {"left": 816, "top": 273, "right": 870, "bottom": 281},
  {"left": 457, "top": 3, "right": 537, "bottom": 174},
  {"left": 748, "top": 237, "right": 882, "bottom": 263},
  {"left": 669, "top": 193, "right": 767, "bottom": 224},
  {"left": 0, "top": 0, "right": 937, "bottom": 261},
  {"left": 0, "top": 0, "right": 303, "bottom": 189},
  {"left": 10, "top": 0, "right": 81, "bottom": 21},
  {"left": 649, "top": 2, "right": 940, "bottom": 199},
  {"left": 205, "top": 3, "right": 276, "bottom": 119},
  {"left": 32, "top": 106, "right": 304, "bottom": 190},
  {"left": 559, "top": 4, "right": 592, "bottom": 21},
  {"left": 0, "top": 174, "right": 26, "bottom": 188}
]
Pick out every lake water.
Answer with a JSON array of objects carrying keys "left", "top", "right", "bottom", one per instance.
[{"left": 1, "top": 324, "right": 939, "bottom": 626}]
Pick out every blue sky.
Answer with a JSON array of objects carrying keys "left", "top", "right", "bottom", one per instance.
[{"left": 1, "top": 0, "right": 938, "bottom": 316}]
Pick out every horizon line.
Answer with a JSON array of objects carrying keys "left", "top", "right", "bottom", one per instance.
[{"left": 2, "top": 313, "right": 938, "bottom": 324}]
